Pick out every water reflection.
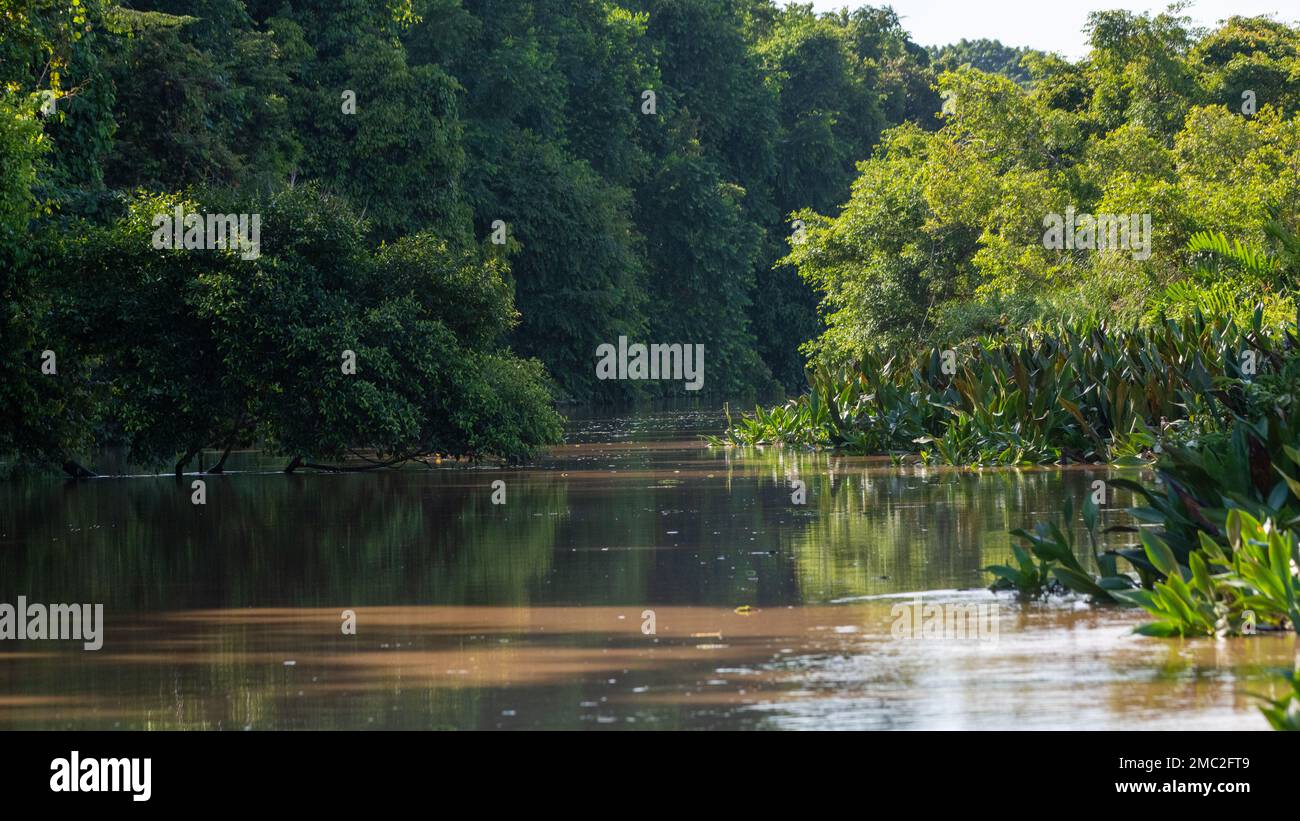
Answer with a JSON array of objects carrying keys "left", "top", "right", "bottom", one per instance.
[{"left": 0, "top": 407, "right": 1293, "bottom": 729}]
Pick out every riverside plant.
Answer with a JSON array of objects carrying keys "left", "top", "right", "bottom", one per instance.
[
  {"left": 991, "top": 409, "right": 1300, "bottom": 729},
  {"left": 987, "top": 495, "right": 1139, "bottom": 600},
  {"left": 1255, "top": 668, "right": 1300, "bottom": 731},
  {"left": 988, "top": 412, "right": 1300, "bottom": 637},
  {"left": 713, "top": 309, "right": 1294, "bottom": 465}
]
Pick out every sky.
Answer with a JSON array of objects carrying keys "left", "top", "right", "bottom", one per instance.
[{"left": 806, "top": 0, "right": 1297, "bottom": 59}]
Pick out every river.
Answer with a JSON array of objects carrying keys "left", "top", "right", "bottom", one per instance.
[{"left": 0, "top": 406, "right": 1293, "bottom": 729}]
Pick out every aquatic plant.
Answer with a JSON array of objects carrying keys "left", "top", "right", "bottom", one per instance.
[
  {"left": 1255, "top": 668, "right": 1300, "bottom": 731},
  {"left": 718, "top": 310, "right": 1291, "bottom": 465},
  {"left": 990, "top": 453, "right": 1300, "bottom": 636},
  {"left": 986, "top": 384, "right": 1300, "bottom": 624},
  {"left": 985, "top": 538, "right": 1059, "bottom": 598},
  {"left": 989, "top": 410, "right": 1300, "bottom": 727},
  {"left": 988, "top": 497, "right": 1136, "bottom": 599},
  {"left": 1105, "top": 523, "right": 1284, "bottom": 638}
]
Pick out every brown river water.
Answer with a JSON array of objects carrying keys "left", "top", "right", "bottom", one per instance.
[{"left": 0, "top": 406, "right": 1295, "bottom": 729}]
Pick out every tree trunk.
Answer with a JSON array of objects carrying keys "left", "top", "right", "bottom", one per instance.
[
  {"left": 175, "top": 448, "right": 199, "bottom": 478},
  {"left": 62, "top": 460, "right": 97, "bottom": 479},
  {"left": 208, "top": 442, "right": 235, "bottom": 474}
]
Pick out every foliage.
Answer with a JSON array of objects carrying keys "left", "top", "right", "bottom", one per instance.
[
  {"left": 929, "top": 38, "right": 1041, "bottom": 84},
  {"left": 989, "top": 384, "right": 1300, "bottom": 640},
  {"left": 1145, "top": 203, "right": 1300, "bottom": 328},
  {"left": 48, "top": 186, "right": 561, "bottom": 467},
  {"left": 100, "top": 6, "right": 299, "bottom": 195},
  {"left": 720, "top": 310, "right": 1285, "bottom": 465},
  {"left": 8, "top": 3, "right": 1300, "bottom": 470},
  {"left": 0, "top": 89, "right": 92, "bottom": 465},
  {"left": 1104, "top": 410, "right": 1300, "bottom": 638},
  {"left": 0, "top": 0, "right": 956, "bottom": 468},
  {"left": 988, "top": 496, "right": 1136, "bottom": 598},
  {"left": 784, "top": 11, "right": 1300, "bottom": 366},
  {"left": 1109, "top": 512, "right": 1298, "bottom": 637},
  {"left": 1255, "top": 668, "right": 1300, "bottom": 731},
  {"left": 984, "top": 423, "right": 1300, "bottom": 646}
]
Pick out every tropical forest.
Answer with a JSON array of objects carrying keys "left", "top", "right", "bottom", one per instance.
[{"left": 1, "top": 0, "right": 1299, "bottom": 747}]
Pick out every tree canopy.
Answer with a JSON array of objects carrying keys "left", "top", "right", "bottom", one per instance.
[
  {"left": 7, "top": 2, "right": 1297, "bottom": 471},
  {"left": 786, "top": 9, "right": 1300, "bottom": 365}
]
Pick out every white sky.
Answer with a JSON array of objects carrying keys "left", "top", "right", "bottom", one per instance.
[{"left": 805, "top": 1, "right": 1298, "bottom": 59}]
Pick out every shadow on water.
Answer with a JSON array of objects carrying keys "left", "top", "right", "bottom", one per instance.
[{"left": 0, "top": 406, "right": 1294, "bottom": 728}]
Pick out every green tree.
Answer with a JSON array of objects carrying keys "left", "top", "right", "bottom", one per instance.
[
  {"left": 102, "top": 9, "right": 299, "bottom": 194},
  {"left": 930, "top": 38, "right": 1041, "bottom": 84},
  {"left": 51, "top": 186, "right": 561, "bottom": 470},
  {"left": 1191, "top": 15, "right": 1300, "bottom": 117}
]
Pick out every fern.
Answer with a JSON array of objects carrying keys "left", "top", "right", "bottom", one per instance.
[{"left": 1186, "top": 230, "right": 1277, "bottom": 280}]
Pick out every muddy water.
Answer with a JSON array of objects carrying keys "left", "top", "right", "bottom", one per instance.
[{"left": 0, "top": 407, "right": 1295, "bottom": 729}]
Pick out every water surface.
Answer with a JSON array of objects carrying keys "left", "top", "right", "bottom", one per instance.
[{"left": 1, "top": 407, "right": 1294, "bottom": 729}]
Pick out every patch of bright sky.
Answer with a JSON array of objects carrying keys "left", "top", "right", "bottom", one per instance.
[{"left": 805, "top": 1, "right": 1296, "bottom": 59}]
